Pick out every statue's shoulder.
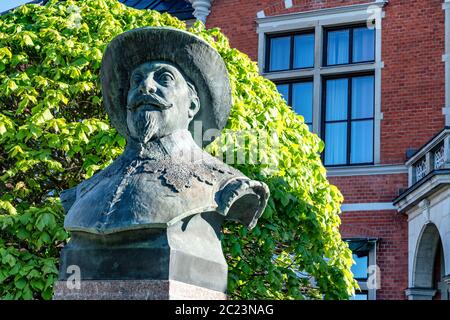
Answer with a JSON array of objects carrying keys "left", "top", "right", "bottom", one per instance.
[
  {"left": 59, "top": 155, "right": 128, "bottom": 213},
  {"left": 196, "top": 151, "right": 245, "bottom": 178},
  {"left": 195, "top": 151, "right": 270, "bottom": 230}
]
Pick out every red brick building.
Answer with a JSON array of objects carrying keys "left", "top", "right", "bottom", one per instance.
[{"left": 199, "top": 0, "right": 450, "bottom": 300}]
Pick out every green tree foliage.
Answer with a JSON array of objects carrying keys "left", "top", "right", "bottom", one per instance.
[{"left": 0, "top": 0, "right": 356, "bottom": 299}]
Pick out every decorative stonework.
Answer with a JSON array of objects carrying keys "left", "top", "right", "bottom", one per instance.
[
  {"left": 434, "top": 143, "right": 445, "bottom": 169},
  {"left": 189, "top": 0, "right": 212, "bottom": 24},
  {"left": 415, "top": 157, "right": 428, "bottom": 182}
]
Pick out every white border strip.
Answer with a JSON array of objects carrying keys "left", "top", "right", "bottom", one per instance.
[
  {"left": 327, "top": 164, "right": 408, "bottom": 177},
  {"left": 443, "top": 1, "right": 450, "bottom": 125},
  {"left": 341, "top": 202, "right": 396, "bottom": 212}
]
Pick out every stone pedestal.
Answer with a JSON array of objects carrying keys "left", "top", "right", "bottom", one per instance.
[
  {"left": 53, "top": 280, "right": 227, "bottom": 300},
  {"left": 55, "top": 214, "right": 229, "bottom": 300}
]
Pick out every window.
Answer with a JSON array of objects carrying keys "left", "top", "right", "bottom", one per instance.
[
  {"left": 258, "top": 2, "right": 384, "bottom": 168},
  {"left": 350, "top": 252, "right": 369, "bottom": 300},
  {"left": 267, "top": 32, "right": 315, "bottom": 72},
  {"left": 345, "top": 238, "right": 377, "bottom": 300},
  {"left": 323, "top": 74, "right": 374, "bottom": 166},
  {"left": 351, "top": 252, "right": 369, "bottom": 280},
  {"left": 276, "top": 81, "right": 313, "bottom": 131},
  {"left": 325, "top": 25, "right": 375, "bottom": 66}
]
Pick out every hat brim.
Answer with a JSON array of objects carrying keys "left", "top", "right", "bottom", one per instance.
[{"left": 100, "top": 27, "right": 232, "bottom": 148}]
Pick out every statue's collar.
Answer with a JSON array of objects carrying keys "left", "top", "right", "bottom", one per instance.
[{"left": 124, "top": 129, "right": 202, "bottom": 161}]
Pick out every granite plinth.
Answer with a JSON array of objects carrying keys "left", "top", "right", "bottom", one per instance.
[{"left": 53, "top": 280, "right": 227, "bottom": 300}]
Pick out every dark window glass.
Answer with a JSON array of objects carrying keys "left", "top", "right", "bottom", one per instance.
[
  {"left": 277, "top": 81, "right": 313, "bottom": 131},
  {"left": 276, "top": 84, "right": 289, "bottom": 102},
  {"left": 325, "top": 78, "right": 348, "bottom": 121},
  {"left": 269, "top": 36, "right": 290, "bottom": 71},
  {"left": 352, "top": 76, "right": 374, "bottom": 119},
  {"left": 351, "top": 293, "right": 369, "bottom": 300},
  {"left": 267, "top": 32, "right": 314, "bottom": 72},
  {"left": 353, "top": 27, "right": 375, "bottom": 63},
  {"left": 327, "top": 29, "right": 349, "bottom": 65},
  {"left": 325, "top": 26, "right": 375, "bottom": 66},
  {"left": 325, "top": 122, "right": 347, "bottom": 165},
  {"left": 351, "top": 253, "right": 369, "bottom": 280},
  {"left": 323, "top": 75, "right": 374, "bottom": 166},
  {"left": 292, "top": 82, "right": 313, "bottom": 126},
  {"left": 293, "top": 33, "right": 315, "bottom": 69},
  {"left": 351, "top": 120, "right": 373, "bottom": 164}
]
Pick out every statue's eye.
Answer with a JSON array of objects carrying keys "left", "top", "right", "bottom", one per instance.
[
  {"left": 159, "top": 72, "right": 174, "bottom": 84},
  {"left": 131, "top": 74, "right": 142, "bottom": 86}
]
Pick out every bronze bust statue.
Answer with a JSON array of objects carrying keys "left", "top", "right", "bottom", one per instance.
[{"left": 57, "top": 27, "right": 269, "bottom": 295}]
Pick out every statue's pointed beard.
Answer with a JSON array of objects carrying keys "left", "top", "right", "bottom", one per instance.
[
  {"left": 142, "top": 111, "right": 159, "bottom": 144},
  {"left": 128, "top": 110, "right": 160, "bottom": 144}
]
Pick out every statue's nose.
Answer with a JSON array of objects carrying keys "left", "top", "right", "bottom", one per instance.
[{"left": 138, "top": 77, "right": 157, "bottom": 95}]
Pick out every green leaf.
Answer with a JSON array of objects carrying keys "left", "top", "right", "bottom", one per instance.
[
  {"left": 7, "top": 80, "right": 18, "bottom": 92},
  {"left": 15, "top": 278, "right": 27, "bottom": 290},
  {"left": 0, "top": 200, "right": 17, "bottom": 215},
  {"left": 23, "top": 34, "right": 34, "bottom": 46},
  {"left": 0, "top": 125, "right": 6, "bottom": 137}
]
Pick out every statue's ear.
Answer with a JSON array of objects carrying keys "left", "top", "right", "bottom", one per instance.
[
  {"left": 189, "top": 96, "right": 200, "bottom": 119},
  {"left": 187, "top": 82, "right": 200, "bottom": 119}
]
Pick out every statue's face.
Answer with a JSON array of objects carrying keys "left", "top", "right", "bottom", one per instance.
[{"left": 126, "top": 61, "right": 199, "bottom": 144}]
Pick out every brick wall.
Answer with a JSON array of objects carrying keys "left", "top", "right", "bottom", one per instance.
[
  {"left": 207, "top": 0, "right": 447, "bottom": 300},
  {"left": 340, "top": 210, "right": 408, "bottom": 300},
  {"left": 381, "top": 0, "right": 445, "bottom": 164},
  {"left": 329, "top": 173, "right": 407, "bottom": 203}
]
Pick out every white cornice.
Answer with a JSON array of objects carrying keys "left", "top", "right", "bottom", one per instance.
[
  {"left": 341, "top": 202, "right": 395, "bottom": 212},
  {"left": 256, "top": 0, "right": 388, "bottom": 31},
  {"left": 327, "top": 164, "right": 407, "bottom": 177}
]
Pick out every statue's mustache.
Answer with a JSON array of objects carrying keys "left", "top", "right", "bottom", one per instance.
[{"left": 127, "top": 94, "right": 172, "bottom": 111}]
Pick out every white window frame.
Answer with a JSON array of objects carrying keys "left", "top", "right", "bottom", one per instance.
[{"left": 256, "top": 1, "right": 387, "bottom": 166}]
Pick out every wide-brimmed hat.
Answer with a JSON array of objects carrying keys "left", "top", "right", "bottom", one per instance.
[{"left": 100, "top": 27, "right": 232, "bottom": 147}]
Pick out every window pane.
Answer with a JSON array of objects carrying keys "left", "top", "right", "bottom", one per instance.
[
  {"left": 350, "top": 293, "right": 368, "bottom": 300},
  {"left": 327, "top": 29, "right": 349, "bottom": 65},
  {"left": 276, "top": 84, "right": 289, "bottom": 103},
  {"left": 292, "top": 82, "right": 313, "bottom": 124},
  {"left": 326, "top": 78, "right": 348, "bottom": 121},
  {"left": 351, "top": 120, "right": 374, "bottom": 164},
  {"left": 325, "top": 122, "right": 347, "bottom": 165},
  {"left": 293, "top": 33, "right": 314, "bottom": 69},
  {"left": 351, "top": 253, "right": 368, "bottom": 279},
  {"left": 269, "top": 37, "right": 290, "bottom": 71},
  {"left": 353, "top": 27, "right": 375, "bottom": 63},
  {"left": 352, "top": 76, "right": 374, "bottom": 119}
]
